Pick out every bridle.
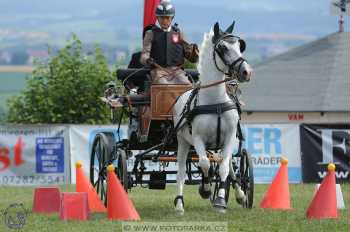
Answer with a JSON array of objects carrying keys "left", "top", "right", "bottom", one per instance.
[{"left": 213, "top": 34, "right": 246, "bottom": 80}]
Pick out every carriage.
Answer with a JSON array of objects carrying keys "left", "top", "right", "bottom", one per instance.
[
  {"left": 89, "top": 67, "right": 254, "bottom": 208},
  {"left": 89, "top": 22, "right": 254, "bottom": 211}
]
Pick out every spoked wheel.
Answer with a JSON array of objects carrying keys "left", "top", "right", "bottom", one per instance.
[
  {"left": 210, "top": 163, "right": 231, "bottom": 204},
  {"left": 238, "top": 148, "right": 254, "bottom": 208},
  {"left": 90, "top": 132, "right": 115, "bottom": 206},
  {"left": 113, "top": 148, "right": 128, "bottom": 192}
]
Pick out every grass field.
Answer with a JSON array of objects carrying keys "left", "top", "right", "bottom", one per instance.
[
  {"left": 0, "top": 69, "right": 29, "bottom": 119},
  {"left": 0, "top": 184, "right": 349, "bottom": 232}
]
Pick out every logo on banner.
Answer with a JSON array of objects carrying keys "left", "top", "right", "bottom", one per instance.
[
  {"left": 0, "top": 137, "right": 25, "bottom": 172},
  {"left": 243, "top": 127, "right": 282, "bottom": 165},
  {"left": 317, "top": 129, "right": 350, "bottom": 179},
  {"left": 36, "top": 137, "right": 64, "bottom": 173}
]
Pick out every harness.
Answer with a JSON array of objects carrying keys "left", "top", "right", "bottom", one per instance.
[
  {"left": 187, "top": 101, "right": 237, "bottom": 149},
  {"left": 168, "top": 33, "right": 247, "bottom": 150},
  {"left": 212, "top": 34, "right": 247, "bottom": 81}
]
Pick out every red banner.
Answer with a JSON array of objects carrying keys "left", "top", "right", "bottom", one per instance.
[{"left": 143, "top": 0, "right": 160, "bottom": 28}]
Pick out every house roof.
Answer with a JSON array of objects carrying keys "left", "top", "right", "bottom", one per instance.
[{"left": 241, "top": 31, "right": 350, "bottom": 112}]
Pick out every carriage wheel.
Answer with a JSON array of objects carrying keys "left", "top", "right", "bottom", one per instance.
[
  {"left": 238, "top": 149, "right": 254, "bottom": 208},
  {"left": 114, "top": 148, "right": 128, "bottom": 192},
  {"left": 90, "top": 132, "right": 115, "bottom": 206},
  {"left": 210, "top": 163, "right": 231, "bottom": 204}
]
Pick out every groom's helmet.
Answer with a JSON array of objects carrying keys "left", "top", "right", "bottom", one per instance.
[{"left": 155, "top": 0, "right": 175, "bottom": 17}]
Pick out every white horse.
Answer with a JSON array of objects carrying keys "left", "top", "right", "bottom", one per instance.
[{"left": 172, "top": 21, "right": 252, "bottom": 214}]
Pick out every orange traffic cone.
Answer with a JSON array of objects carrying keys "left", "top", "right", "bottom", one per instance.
[
  {"left": 306, "top": 163, "right": 338, "bottom": 219},
  {"left": 75, "top": 161, "right": 106, "bottom": 212},
  {"left": 107, "top": 164, "right": 140, "bottom": 220},
  {"left": 260, "top": 157, "right": 291, "bottom": 209}
]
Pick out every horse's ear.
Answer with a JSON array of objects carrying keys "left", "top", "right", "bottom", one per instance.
[
  {"left": 213, "top": 22, "right": 220, "bottom": 38},
  {"left": 225, "top": 20, "right": 235, "bottom": 34}
]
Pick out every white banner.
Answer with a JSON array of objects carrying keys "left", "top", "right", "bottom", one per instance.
[
  {"left": 69, "top": 124, "right": 301, "bottom": 184},
  {"left": 69, "top": 125, "right": 128, "bottom": 183},
  {"left": 0, "top": 123, "right": 301, "bottom": 186},
  {"left": 241, "top": 124, "right": 301, "bottom": 183},
  {"left": 0, "top": 125, "right": 70, "bottom": 185}
]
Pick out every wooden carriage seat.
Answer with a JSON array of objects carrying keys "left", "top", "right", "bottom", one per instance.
[{"left": 151, "top": 84, "right": 192, "bottom": 120}]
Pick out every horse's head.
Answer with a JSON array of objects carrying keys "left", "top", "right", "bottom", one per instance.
[{"left": 211, "top": 21, "right": 252, "bottom": 82}]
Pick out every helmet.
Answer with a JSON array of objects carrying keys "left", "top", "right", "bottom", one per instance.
[{"left": 155, "top": 0, "right": 175, "bottom": 17}]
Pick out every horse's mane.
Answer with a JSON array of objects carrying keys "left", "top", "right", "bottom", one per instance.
[
  {"left": 197, "top": 29, "right": 226, "bottom": 85},
  {"left": 197, "top": 30, "right": 214, "bottom": 75}
]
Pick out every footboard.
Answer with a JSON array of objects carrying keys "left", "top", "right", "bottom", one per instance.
[{"left": 151, "top": 84, "right": 191, "bottom": 120}]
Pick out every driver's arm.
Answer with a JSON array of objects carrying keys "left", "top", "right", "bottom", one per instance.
[
  {"left": 140, "top": 30, "right": 153, "bottom": 66},
  {"left": 181, "top": 32, "right": 199, "bottom": 63}
]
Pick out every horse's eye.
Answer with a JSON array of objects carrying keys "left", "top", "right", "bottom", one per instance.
[{"left": 218, "top": 44, "right": 227, "bottom": 51}]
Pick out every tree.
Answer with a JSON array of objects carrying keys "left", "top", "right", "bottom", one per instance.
[{"left": 7, "top": 35, "right": 114, "bottom": 124}]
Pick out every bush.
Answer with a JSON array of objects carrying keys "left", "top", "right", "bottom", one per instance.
[{"left": 7, "top": 35, "right": 114, "bottom": 124}]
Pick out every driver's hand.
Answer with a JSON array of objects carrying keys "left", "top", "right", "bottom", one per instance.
[{"left": 146, "top": 58, "right": 155, "bottom": 68}]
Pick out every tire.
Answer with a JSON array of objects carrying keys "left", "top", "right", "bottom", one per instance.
[
  {"left": 90, "top": 132, "right": 115, "bottom": 206},
  {"left": 239, "top": 149, "right": 254, "bottom": 208}
]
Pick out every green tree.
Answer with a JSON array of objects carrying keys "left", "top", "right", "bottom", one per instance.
[{"left": 7, "top": 35, "right": 114, "bottom": 124}]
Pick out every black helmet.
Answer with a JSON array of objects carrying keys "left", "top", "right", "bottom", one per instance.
[{"left": 155, "top": 0, "right": 175, "bottom": 17}]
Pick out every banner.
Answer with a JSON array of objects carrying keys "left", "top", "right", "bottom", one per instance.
[
  {"left": 300, "top": 124, "right": 350, "bottom": 183},
  {"left": 241, "top": 124, "right": 301, "bottom": 183},
  {"left": 69, "top": 124, "right": 301, "bottom": 184},
  {"left": 143, "top": 0, "right": 160, "bottom": 28},
  {"left": 69, "top": 125, "right": 128, "bottom": 183},
  {"left": 0, "top": 125, "right": 70, "bottom": 185}
]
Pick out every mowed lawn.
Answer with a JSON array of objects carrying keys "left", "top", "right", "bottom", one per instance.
[{"left": 0, "top": 184, "right": 349, "bottom": 232}]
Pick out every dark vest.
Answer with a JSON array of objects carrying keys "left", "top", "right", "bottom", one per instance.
[{"left": 150, "top": 26, "right": 184, "bottom": 67}]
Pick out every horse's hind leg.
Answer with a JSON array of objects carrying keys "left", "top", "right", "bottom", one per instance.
[
  {"left": 193, "top": 137, "right": 211, "bottom": 199},
  {"left": 175, "top": 137, "right": 190, "bottom": 215}
]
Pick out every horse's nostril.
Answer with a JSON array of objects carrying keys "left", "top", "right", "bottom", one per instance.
[{"left": 242, "top": 70, "right": 248, "bottom": 76}]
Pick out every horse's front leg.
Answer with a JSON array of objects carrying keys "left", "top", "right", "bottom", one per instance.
[
  {"left": 175, "top": 137, "right": 190, "bottom": 215},
  {"left": 213, "top": 153, "right": 230, "bottom": 212},
  {"left": 193, "top": 137, "right": 211, "bottom": 199},
  {"left": 212, "top": 133, "right": 238, "bottom": 212}
]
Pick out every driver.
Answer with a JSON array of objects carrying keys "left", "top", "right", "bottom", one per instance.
[{"left": 140, "top": 0, "right": 199, "bottom": 84}]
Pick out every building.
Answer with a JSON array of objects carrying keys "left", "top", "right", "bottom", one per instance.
[{"left": 241, "top": 31, "right": 350, "bottom": 124}]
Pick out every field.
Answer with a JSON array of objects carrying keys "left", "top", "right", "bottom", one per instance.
[
  {"left": 0, "top": 66, "right": 30, "bottom": 119},
  {"left": 0, "top": 184, "right": 349, "bottom": 232}
]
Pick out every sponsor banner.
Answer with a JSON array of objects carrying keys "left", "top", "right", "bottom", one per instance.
[
  {"left": 70, "top": 124, "right": 301, "bottom": 184},
  {"left": 241, "top": 124, "right": 301, "bottom": 183},
  {"left": 0, "top": 125, "right": 70, "bottom": 185},
  {"left": 69, "top": 125, "right": 128, "bottom": 183},
  {"left": 300, "top": 124, "right": 350, "bottom": 183}
]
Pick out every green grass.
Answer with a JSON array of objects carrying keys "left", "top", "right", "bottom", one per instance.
[{"left": 0, "top": 184, "right": 349, "bottom": 232}]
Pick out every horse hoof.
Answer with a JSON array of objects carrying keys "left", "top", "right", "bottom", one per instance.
[
  {"left": 214, "top": 206, "right": 226, "bottom": 214},
  {"left": 174, "top": 195, "right": 184, "bottom": 215},
  {"left": 213, "top": 197, "right": 227, "bottom": 210},
  {"left": 175, "top": 207, "right": 184, "bottom": 216},
  {"left": 199, "top": 185, "right": 211, "bottom": 199}
]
